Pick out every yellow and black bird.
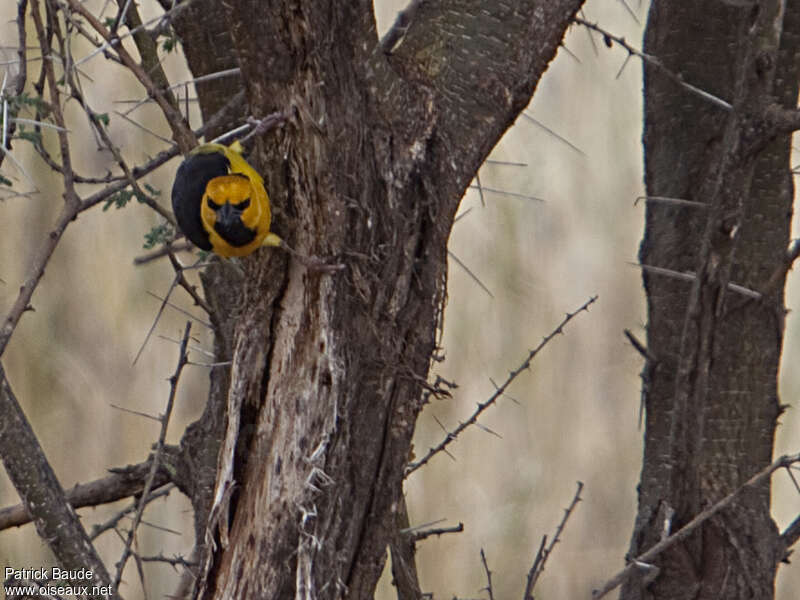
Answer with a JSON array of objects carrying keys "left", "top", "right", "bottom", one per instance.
[{"left": 171, "top": 141, "right": 281, "bottom": 258}]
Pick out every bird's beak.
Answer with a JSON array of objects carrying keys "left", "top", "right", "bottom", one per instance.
[{"left": 216, "top": 202, "right": 238, "bottom": 227}]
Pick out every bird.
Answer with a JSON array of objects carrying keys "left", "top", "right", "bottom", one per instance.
[{"left": 171, "top": 141, "right": 281, "bottom": 258}]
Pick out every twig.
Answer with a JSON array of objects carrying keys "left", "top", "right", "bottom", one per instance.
[
  {"left": 573, "top": 17, "right": 732, "bottom": 111},
  {"left": 780, "top": 513, "right": 800, "bottom": 559},
  {"left": 623, "top": 329, "right": 656, "bottom": 364},
  {"left": 0, "top": 52, "right": 238, "bottom": 359},
  {"left": 138, "top": 553, "right": 197, "bottom": 569},
  {"left": 410, "top": 522, "right": 464, "bottom": 543},
  {"left": 72, "top": 0, "right": 199, "bottom": 68},
  {"left": 480, "top": 549, "right": 495, "bottom": 600},
  {"left": 132, "top": 549, "right": 150, "bottom": 600},
  {"left": 0, "top": 0, "right": 82, "bottom": 359},
  {"left": 0, "top": 364, "right": 114, "bottom": 597},
  {"left": 484, "top": 159, "right": 528, "bottom": 167},
  {"left": 474, "top": 171, "right": 486, "bottom": 206},
  {"left": 592, "top": 453, "right": 800, "bottom": 598},
  {"left": 110, "top": 403, "right": 161, "bottom": 422},
  {"left": 133, "top": 241, "right": 193, "bottom": 265},
  {"left": 406, "top": 296, "right": 598, "bottom": 476},
  {"left": 520, "top": 112, "right": 586, "bottom": 157},
  {"left": 114, "top": 322, "right": 192, "bottom": 589},
  {"left": 757, "top": 238, "right": 800, "bottom": 298},
  {"left": 0, "top": 0, "right": 29, "bottom": 178},
  {"left": 617, "top": 0, "right": 640, "bottom": 25},
  {"left": 64, "top": 0, "right": 196, "bottom": 152},
  {"left": 523, "top": 481, "right": 583, "bottom": 598},
  {"left": 636, "top": 263, "right": 761, "bottom": 299},
  {"left": 634, "top": 195, "right": 708, "bottom": 209},
  {"left": 448, "top": 249, "right": 494, "bottom": 298},
  {"left": 380, "top": 0, "right": 424, "bottom": 53},
  {"left": 133, "top": 253, "right": 205, "bottom": 364},
  {"left": 467, "top": 185, "right": 544, "bottom": 202},
  {"left": 0, "top": 459, "right": 172, "bottom": 530},
  {"left": 146, "top": 290, "right": 213, "bottom": 330},
  {"left": 524, "top": 536, "right": 547, "bottom": 600},
  {"left": 167, "top": 251, "right": 214, "bottom": 315},
  {"left": 90, "top": 487, "right": 173, "bottom": 540}
]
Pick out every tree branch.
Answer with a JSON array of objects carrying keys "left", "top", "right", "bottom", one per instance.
[
  {"left": 406, "top": 296, "right": 597, "bottom": 476},
  {"left": 593, "top": 453, "right": 800, "bottom": 599},
  {"left": 0, "top": 458, "right": 174, "bottom": 531},
  {"left": 0, "top": 364, "right": 115, "bottom": 598},
  {"left": 114, "top": 321, "right": 192, "bottom": 589},
  {"left": 573, "top": 16, "right": 732, "bottom": 110},
  {"left": 523, "top": 481, "right": 583, "bottom": 599},
  {"left": 0, "top": 0, "right": 84, "bottom": 358},
  {"left": 63, "top": 0, "right": 196, "bottom": 152}
]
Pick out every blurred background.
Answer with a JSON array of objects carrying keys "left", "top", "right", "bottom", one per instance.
[{"left": 0, "top": 1, "right": 798, "bottom": 598}]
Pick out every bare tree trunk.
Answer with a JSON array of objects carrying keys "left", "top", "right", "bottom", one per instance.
[
  {"left": 623, "top": 3, "right": 800, "bottom": 598},
  {"left": 159, "top": 2, "right": 585, "bottom": 598}
]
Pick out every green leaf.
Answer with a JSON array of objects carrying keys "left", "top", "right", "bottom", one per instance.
[
  {"left": 17, "top": 130, "right": 42, "bottom": 145},
  {"left": 161, "top": 34, "right": 179, "bottom": 53},
  {"left": 143, "top": 223, "right": 174, "bottom": 250},
  {"left": 103, "top": 188, "right": 135, "bottom": 211}
]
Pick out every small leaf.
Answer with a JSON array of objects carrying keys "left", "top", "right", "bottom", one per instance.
[
  {"left": 103, "top": 188, "right": 135, "bottom": 211},
  {"left": 143, "top": 222, "right": 174, "bottom": 249}
]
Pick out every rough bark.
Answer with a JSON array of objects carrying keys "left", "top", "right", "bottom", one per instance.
[
  {"left": 159, "top": 1, "right": 585, "bottom": 598},
  {"left": 624, "top": 3, "right": 800, "bottom": 599}
]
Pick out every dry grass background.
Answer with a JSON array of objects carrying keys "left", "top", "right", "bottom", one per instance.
[{"left": 0, "top": 1, "right": 799, "bottom": 598}]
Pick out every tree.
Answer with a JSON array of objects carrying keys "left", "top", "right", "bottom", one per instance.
[
  {"left": 0, "top": 1, "right": 585, "bottom": 598},
  {"left": 4, "top": 1, "right": 800, "bottom": 599},
  {"left": 617, "top": 2, "right": 800, "bottom": 599}
]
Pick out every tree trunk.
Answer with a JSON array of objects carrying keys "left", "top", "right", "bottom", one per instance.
[
  {"left": 623, "top": 3, "right": 800, "bottom": 599},
  {"left": 161, "top": 2, "right": 584, "bottom": 598}
]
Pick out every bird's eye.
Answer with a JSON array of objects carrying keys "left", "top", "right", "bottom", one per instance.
[
  {"left": 239, "top": 198, "right": 250, "bottom": 210},
  {"left": 207, "top": 198, "right": 221, "bottom": 210}
]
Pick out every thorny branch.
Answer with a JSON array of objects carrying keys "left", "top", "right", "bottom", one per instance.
[
  {"left": 0, "top": 459, "right": 173, "bottom": 531},
  {"left": 591, "top": 453, "right": 800, "bottom": 599},
  {"left": 409, "top": 521, "right": 464, "bottom": 543},
  {"left": 0, "top": 0, "right": 84, "bottom": 358},
  {"left": 0, "top": 5, "right": 247, "bottom": 359},
  {"left": 90, "top": 487, "right": 174, "bottom": 540},
  {"left": 480, "top": 549, "right": 495, "bottom": 600},
  {"left": 64, "top": 0, "right": 196, "bottom": 152},
  {"left": 405, "top": 296, "right": 598, "bottom": 476},
  {"left": 0, "top": 362, "right": 114, "bottom": 598},
  {"left": 113, "top": 321, "right": 192, "bottom": 589},
  {"left": 573, "top": 16, "right": 732, "bottom": 110},
  {"left": 523, "top": 481, "right": 583, "bottom": 599}
]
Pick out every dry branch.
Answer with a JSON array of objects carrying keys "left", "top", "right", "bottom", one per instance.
[
  {"left": 0, "top": 459, "right": 173, "bottom": 530},
  {"left": 523, "top": 481, "right": 583, "bottom": 599},
  {"left": 0, "top": 364, "right": 114, "bottom": 598},
  {"left": 406, "top": 296, "right": 598, "bottom": 476},
  {"left": 573, "top": 16, "right": 731, "bottom": 110},
  {"left": 593, "top": 453, "right": 800, "bottom": 599},
  {"left": 113, "top": 321, "right": 192, "bottom": 588}
]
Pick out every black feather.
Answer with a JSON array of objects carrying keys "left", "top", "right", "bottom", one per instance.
[{"left": 171, "top": 151, "right": 230, "bottom": 250}]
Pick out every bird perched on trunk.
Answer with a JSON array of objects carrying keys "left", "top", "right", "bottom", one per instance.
[{"left": 171, "top": 141, "right": 281, "bottom": 258}]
